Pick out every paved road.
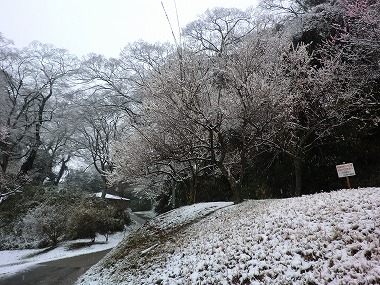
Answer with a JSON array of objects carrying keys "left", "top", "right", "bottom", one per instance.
[
  {"left": 0, "top": 211, "right": 147, "bottom": 285},
  {"left": 0, "top": 249, "right": 111, "bottom": 285},
  {"left": 128, "top": 210, "right": 147, "bottom": 225}
]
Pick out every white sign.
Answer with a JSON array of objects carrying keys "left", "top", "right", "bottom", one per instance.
[{"left": 336, "top": 163, "right": 356, "bottom": 178}]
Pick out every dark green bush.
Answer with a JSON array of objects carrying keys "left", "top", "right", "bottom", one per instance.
[
  {"left": 154, "top": 191, "right": 173, "bottom": 215},
  {"left": 67, "top": 208, "right": 98, "bottom": 241},
  {"left": 67, "top": 198, "right": 130, "bottom": 242}
]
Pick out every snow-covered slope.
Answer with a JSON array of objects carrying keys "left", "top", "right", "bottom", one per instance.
[{"left": 77, "top": 188, "right": 380, "bottom": 285}]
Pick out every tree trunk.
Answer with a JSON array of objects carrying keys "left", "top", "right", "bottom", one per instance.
[
  {"left": 217, "top": 162, "right": 243, "bottom": 203},
  {"left": 215, "top": 132, "right": 244, "bottom": 203},
  {"left": 188, "top": 175, "right": 197, "bottom": 205},
  {"left": 19, "top": 147, "right": 39, "bottom": 175},
  {"left": 0, "top": 152, "right": 9, "bottom": 173},
  {"left": 230, "top": 178, "right": 243, "bottom": 204},
  {"left": 188, "top": 188, "right": 194, "bottom": 205},
  {"left": 19, "top": 96, "right": 48, "bottom": 176},
  {"left": 171, "top": 180, "right": 176, "bottom": 208},
  {"left": 101, "top": 175, "right": 108, "bottom": 198},
  {"left": 293, "top": 156, "right": 303, "bottom": 197},
  {"left": 53, "top": 156, "right": 70, "bottom": 185}
]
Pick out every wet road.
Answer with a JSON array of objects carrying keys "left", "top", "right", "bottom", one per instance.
[{"left": 0, "top": 249, "right": 111, "bottom": 285}]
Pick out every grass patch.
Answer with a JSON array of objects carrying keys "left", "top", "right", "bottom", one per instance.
[
  {"left": 67, "top": 242, "right": 94, "bottom": 250},
  {"left": 66, "top": 241, "right": 106, "bottom": 250}
]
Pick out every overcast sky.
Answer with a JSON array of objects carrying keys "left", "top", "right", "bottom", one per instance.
[{"left": 1, "top": 0, "right": 259, "bottom": 58}]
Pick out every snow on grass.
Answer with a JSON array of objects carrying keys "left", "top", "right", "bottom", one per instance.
[
  {"left": 77, "top": 188, "right": 380, "bottom": 285},
  {"left": 76, "top": 202, "right": 234, "bottom": 284},
  {"left": 0, "top": 223, "right": 138, "bottom": 279},
  {"left": 150, "top": 202, "right": 234, "bottom": 232},
  {"left": 134, "top": 210, "right": 157, "bottom": 220}
]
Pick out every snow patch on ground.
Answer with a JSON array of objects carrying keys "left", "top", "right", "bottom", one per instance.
[
  {"left": 134, "top": 210, "right": 157, "bottom": 219},
  {"left": 77, "top": 188, "right": 380, "bottom": 285},
  {"left": 150, "top": 202, "right": 234, "bottom": 231}
]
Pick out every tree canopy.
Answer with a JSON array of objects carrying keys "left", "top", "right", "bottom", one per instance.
[{"left": 1, "top": 0, "right": 379, "bottom": 207}]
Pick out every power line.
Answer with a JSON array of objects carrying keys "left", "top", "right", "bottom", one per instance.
[{"left": 161, "top": 1, "right": 178, "bottom": 48}]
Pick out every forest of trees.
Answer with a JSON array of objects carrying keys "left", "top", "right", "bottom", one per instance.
[{"left": 1, "top": 0, "right": 379, "bottom": 220}]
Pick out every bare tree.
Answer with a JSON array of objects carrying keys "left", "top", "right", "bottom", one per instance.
[
  {"left": 259, "top": 0, "right": 331, "bottom": 18},
  {"left": 72, "top": 99, "right": 126, "bottom": 198},
  {"left": 18, "top": 42, "right": 78, "bottom": 176},
  {"left": 111, "top": 2, "right": 378, "bottom": 202},
  {"left": 0, "top": 41, "right": 78, "bottom": 180},
  {"left": 183, "top": 7, "right": 256, "bottom": 55},
  {"left": 112, "top": 45, "right": 219, "bottom": 204},
  {"left": 33, "top": 112, "right": 75, "bottom": 185},
  {"left": 0, "top": 48, "right": 37, "bottom": 174},
  {"left": 78, "top": 53, "right": 142, "bottom": 118},
  {"left": 112, "top": 32, "right": 288, "bottom": 203}
]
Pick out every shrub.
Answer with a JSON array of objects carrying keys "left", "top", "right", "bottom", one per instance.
[
  {"left": 154, "top": 191, "right": 173, "bottom": 215},
  {"left": 22, "top": 203, "right": 69, "bottom": 246},
  {"left": 67, "top": 198, "right": 130, "bottom": 242},
  {"left": 95, "top": 210, "right": 124, "bottom": 242},
  {"left": 67, "top": 208, "right": 97, "bottom": 242}
]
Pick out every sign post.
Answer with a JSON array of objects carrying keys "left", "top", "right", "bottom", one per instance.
[{"left": 336, "top": 163, "right": 356, "bottom": 189}]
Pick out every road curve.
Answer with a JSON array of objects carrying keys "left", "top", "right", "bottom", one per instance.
[
  {"left": 128, "top": 210, "right": 147, "bottom": 225},
  {"left": 0, "top": 211, "right": 147, "bottom": 285},
  {"left": 0, "top": 249, "right": 111, "bottom": 285}
]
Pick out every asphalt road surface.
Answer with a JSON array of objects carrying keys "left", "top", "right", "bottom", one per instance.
[
  {"left": 0, "top": 211, "right": 147, "bottom": 285},
  {"left": 128, "top": 210, "right": 147, "bottom": 225},
  {"left": 0, "top": 249, "right": 111, "bottom": 285}
]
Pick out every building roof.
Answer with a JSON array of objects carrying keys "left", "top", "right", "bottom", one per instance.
[{"left": 93, "top": 192, "right": 130, "bottom": 201}]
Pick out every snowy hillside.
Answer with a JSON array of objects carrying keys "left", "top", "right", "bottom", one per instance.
[{"left": 77, "top": 188, "right": 380, "bottom": 285}]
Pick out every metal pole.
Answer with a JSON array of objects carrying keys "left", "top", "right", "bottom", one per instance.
[
  {"left": 346, "top": 176, "right": 351, "bottom": 189},
  {"left": 171, "top": 180, "right": 175, "bottom": 208},
  {"left": 172, "top": 186, "right": 175, "bottom": 208}
]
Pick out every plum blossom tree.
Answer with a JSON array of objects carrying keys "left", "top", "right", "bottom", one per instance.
[
  {"left": 120, "top": 49, "right": 217, "bottom": 204},
  {"left": 49, "top": 0, "right": 378, "bottom": 204},
  {"left": 257, "top": 0, "right": 378, "bottom": 195},
  {"left": 112, "top": 39, "right": 228, "bottom": 203},
  {"left": 321, "top": 0, "right": 380, "bottom": 92},
  {"left": 259, "top": 0, "right": 332, "bottom": 18}
]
